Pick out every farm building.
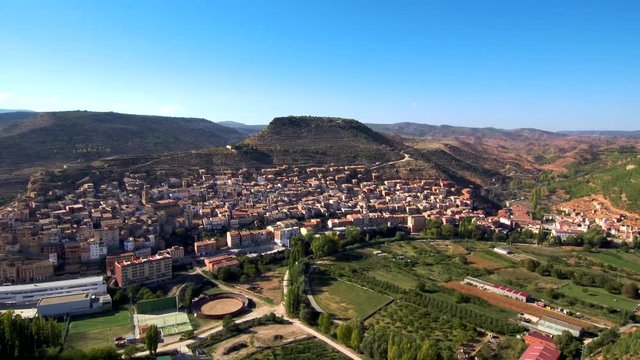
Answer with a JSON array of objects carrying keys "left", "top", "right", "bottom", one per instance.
[
  {"left": 537, "top": 316, "right": 583, "bottom": 337},
  {"left": 493, "top": 247, "right": 513, "bottom": 255},
  {"left": 524, "top": 331, "right": 556, "bottom": 348},
  {"left": 463, "top": 276, "right": 495, "bottom": 289},
  {"left": 463, "top": 277, "right": 530, "bottom": 302},
  {"left": 519, "top": 344, "right": 560, "bottom": 360}
]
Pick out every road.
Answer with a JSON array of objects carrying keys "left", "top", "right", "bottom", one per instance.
[
  {"left": 137, "top": 267, "right": 361, "bottom": 358},
  {"left": 283, "top": 269, "right": 362, "bottom": 359},
  {"left": 371, "top": 152, "right": 412, "bottom": 169}
]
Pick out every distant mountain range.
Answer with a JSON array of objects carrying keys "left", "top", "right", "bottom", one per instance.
[
  {"left": 0, "top": 109, "right": 35, "bottom": 113},
  {"left": 0, "top": 111, "right": 245, "bottom": 170},
  {"left": 559, "top": 130, "right": 640, "bottom": 137},
  {"left": 217, "top": 121, "right": 266, "bottom": 136}
]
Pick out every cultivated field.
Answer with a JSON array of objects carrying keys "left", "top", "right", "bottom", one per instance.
[{"left": 442, "top": 281, "right": 594, "bottom": 328}]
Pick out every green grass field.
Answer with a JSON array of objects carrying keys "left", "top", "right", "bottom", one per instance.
[
  {"left": 311, "top": 276, "right": 392, "bottom": 320},
  {"left": 557, "top": 283, "right": 640, "bottom": 311},
  {"left": 68, "top": 309, "right": 131, "bottom": 333},
  {"left": 368, "top": 269, "right": 417, "bottom": 289},
  {"left": 66, "top": 324, "right": 132, "bottom": 349},
  {"left": 584, "top": 251, "right": 640, "bottom": 273},
  {"left": 474, "top": 249, "right": 517, "bottom": 267}
]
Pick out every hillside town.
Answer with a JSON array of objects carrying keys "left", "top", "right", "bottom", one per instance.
[
  {"left": 1, "top": 165, "right": 639, "bottom": 359},
  {"left": 0, "top": 164, "right": 638, "bottom": 288}
]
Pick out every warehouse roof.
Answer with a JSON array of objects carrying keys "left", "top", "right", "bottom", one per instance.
[
  {"left": 38, "top": 292, "right": 89, "bottom": 306},
  {"left": 0, "top": 276, "right": 104, "bottom": 294},
  {"left": 539, "top": 316, "right": 583, "bottom": 333}
]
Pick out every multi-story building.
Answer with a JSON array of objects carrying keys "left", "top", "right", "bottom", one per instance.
[
  {"left": 226, "top": 231, "right": 242, "bottom": 248},
  {"left": 194, "top": 239, "right": 217, "bottom": 257},
  {"left": 204, "top": 255, "right": 240, "bottom": 273},
  {"left": 273, "top": 227, "right": 300, "bottom": 247},
  {"left": 114, "top": 253, "right": 172, "bottom": 287},
  {"left": 105, "top": 252, "right": 135, "bottom": 276},
  {"left": 158, "top": 245, "right": 185, "bottom": 262},
  {"left": 408, "top": 215, "right": 426, "bottom": 234},
  {"left": 0, "top": 259, "right": 54, "bottom": 284}
]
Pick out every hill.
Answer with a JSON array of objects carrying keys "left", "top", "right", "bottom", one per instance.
[
  {"left": 367, "top": 122, "right": 562, "bottom": 140},
  {"left": 244, "top": 116, "right": 403, "bottom": 164},
  {"left": 0, "top": 111, "right": 37, "bottom": 130},
  {"left": 0, "top": 111, "right": 248, "bottom": 197},
  {"left": 0, "top": 111, "right": 246, "bottom": 168},
  {"left": 546, "top": 145, "right": 640, "bottom": 213},
  {"left": 217, "top": 121, "right": 266, "bottom": 136}
]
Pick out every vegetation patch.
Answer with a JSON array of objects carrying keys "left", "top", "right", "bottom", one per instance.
[
  {"left": 557, "top": 283, "right": 639, "bottom": 312},
  {"left": 243, "top": 338, "right": 349, "bottom": 360},
  {"left": 311, "top": 273, "right": 393, "bottom": 320}
]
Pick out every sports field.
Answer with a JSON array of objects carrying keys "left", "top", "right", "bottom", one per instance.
[
  {"left": 68, "top": 309, "right": 131, "bottom": 333},
  {"left": 136, "top": 311, "right": 192, "bottom": 336}
]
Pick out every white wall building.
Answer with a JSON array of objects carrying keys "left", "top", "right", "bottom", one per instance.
[{"left": 0, "top": 276, "right": 107, "bottom": 305}]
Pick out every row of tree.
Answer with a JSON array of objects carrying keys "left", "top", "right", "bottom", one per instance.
[
  {"left": 402, "top": 291, "right": 522, "bottom": 335},
  {"left": 359, "top": 327, "right": 456, "bottom": 360},
  {"left": 0, "top": 311, "right": 62, "bottom": 359}
]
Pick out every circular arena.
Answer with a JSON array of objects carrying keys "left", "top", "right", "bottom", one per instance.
[{"left": 192, "top": 293, "right": 249, "bottom": 319}]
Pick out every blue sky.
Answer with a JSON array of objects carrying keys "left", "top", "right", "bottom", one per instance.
[{"left": 0, "top": 1, "right": 638, "bottom": 130}]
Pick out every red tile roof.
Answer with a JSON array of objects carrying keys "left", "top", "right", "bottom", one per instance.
[{"left": 519, "top": 344, "right": 560, "bottom": 360}]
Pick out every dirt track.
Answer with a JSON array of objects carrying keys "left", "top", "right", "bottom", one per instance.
[{"left": 442, "top": 282, "right": 596, "bottom": 328}]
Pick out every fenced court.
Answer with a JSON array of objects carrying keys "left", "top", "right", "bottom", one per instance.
[
  {"left": 134, "top": 311, "right": 192, "bottom": 337},
  {"left": 135, "top": 296, "right": 178, "bottom": 315}
]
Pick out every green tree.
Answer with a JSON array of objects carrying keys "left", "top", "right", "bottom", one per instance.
[
  {"left": 351, "top": 327, "right": 364, "bottom": 350},
  {"left": 336, "top": 322, "right": 353, "bottom": 345},
  {"left": 298, "top": 303, "right": 314, "bottom": 325},
  {"left": 318, "top": 313, "right": 332, "bottom": 334},
  {"left": 417, "top": 339, "right": 441, "bottom": 360},
  {"left": 622, "top": 282, "right": 639, "bottom": 299},
  {"left": 311, "top": 233, "right": 339, "bottom": 258},
  {"left": 555, "top": 331, "right": 581, "bottom": 359},
  {"left": 222, "top": 315, "right": 238, "bottom": 332},
  {"left": 123, "top": 344, "right": 137, "bottom": 359},
  {"left": 144, "top": 324, "right": 159, "bottom": 356}
]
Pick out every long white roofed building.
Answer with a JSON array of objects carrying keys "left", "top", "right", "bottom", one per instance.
[{"left": 0, "top": 276, "right": 107, "bottom": 306}]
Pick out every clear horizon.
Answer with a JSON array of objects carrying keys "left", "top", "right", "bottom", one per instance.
[{"left": 1, "top": 1, "right": 638, "bottom": 131}]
